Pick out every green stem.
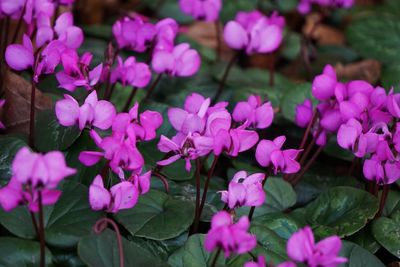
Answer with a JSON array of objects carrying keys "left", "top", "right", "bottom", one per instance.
[{"left": 210, "top": 248, "right": 222, "bottom": 267}]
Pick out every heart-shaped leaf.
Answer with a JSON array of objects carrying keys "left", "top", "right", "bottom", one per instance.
[
  {"left": 372, "top": 210, "right": 400, "bottom": 259},
  {"left": 0, "top": 135, "right": 27, "bottom": 183},
  {"left": 300, "top": 186, "right": 379, "bottom": 238},
  {"left": 78, "top": 229, "right": 168, "bottom": 267},
  {"left": 339, "top": 241, "right": 385, "bottom": 267},
  {"left": 0, "top": 237, "right": 52, "bottom": 267},
  {"left": 115, "top": 190, "right": 195, "bottom": 240}
]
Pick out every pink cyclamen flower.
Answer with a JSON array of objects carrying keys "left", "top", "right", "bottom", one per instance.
[
  {"left": 5, "top": 34, "right": 34, "bottom": 71},
  {"left": 295, "top": 99, "right": 313, "bottom": 128},
  {"left": 0, "top": 99, "right": 5, "bottom": 129},
  {"left": 154, "top": 18, "right": 179, "bottom": 53},
  {"left": 245, "top": 256, "right": 266, "bottom": 267},
  {"left": 232, "top": 95, "right": 274, "bottom": 129},
  {"left": 56, "top": 49, "right": 103, "bottom": 91},
  {"left": 205, "top": 211, "right": 256, "bottom": 257},
  {"left": 0, "top": 147, "right": 76, "bottom": 212},
  {"left": 387, "top": 90, "right": 400, "bottom": 118},
  {"left": 152, "top": 43, "right": 201, "bottom": 77},
  {"left": 89, "top": 175, "right": 139, "bottom": 213},
  {"left": 54, "top": 12, "right": 84, "bottom": 49},
  {"left": 224, "top": 11, "right": 285, "bottom": 55},
  {"left": 112, "top": 16, "right": 156, "bottom": 52},
  {"left": 312, "top": 64, "right": 337, "bottom": 101},
  {"left": 179, "top": 0, "right": 222, "bottom": 22},
  {"left": 256, "top": 136, "right": 302, "bottom": 174},
  {"left": 55, "top": 90, "right": 116, "bottom": 130},
  {"left": 111, "top": 56, "right": 152, "bottom": 88},
  {"left": 279, "top": 226, "right": 347, "bottom": 267},
  {"left": 220, "top": 171, "right": 265, "bottom": 209}
]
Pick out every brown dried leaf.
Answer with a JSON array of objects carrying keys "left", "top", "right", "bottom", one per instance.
[
  {"left": 3, "top": 71, "right": 52, "bottom": 133},
  {"left": 335, "top": 59, "right": 381, "bottom": 84},
  {"left": 303, "top": 13, "right": 345, "bottom": 45}
]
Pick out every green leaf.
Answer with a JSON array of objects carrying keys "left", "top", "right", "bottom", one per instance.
[
  {"left": 347, "top": 15, "right": 400, "bottom": 64},
  {"left": 347, "top": 227, "right": 380, "bottom": 254},
  {"left": 0, "top": 181, "right": 103, "bottom": 248},
  {"left": 253, "top": 212, "right": 303, "bottom": 240},
  {"left": 34, "top": 110, "right": 81, "bottom": 152},
  {"left": 382, "top": 190, "right": 400, "bottom": 217},
  {"left": 78, "top": 229, "right": 168, "bottom": 267},
  {"left": 0, "top": 135, "right": 27, "bottom": 182},
  {"left": 115, "top": 190, "right": 195, "bottom": 240},
  {"left": 282, "top": 31, "right": 301, "bottom": 61},
  {"left": 168, "top": 234, "right": 224, "bottom": 267},
  {"left": 0, "top": 237, "right": 52, "bottom": 267},
  {"left": 300, "top": 186, "right": 379, "bottom": 238},
  {"left": 158, "top": 1, "right": 193, "bottom": 24},
  {"left": 339, "top": 241, "right": 385, "bottom": 267},
  {"left": 236, "top": 177, "right": 297, "bottom": 218},
  {"left": 220, "top": 0, "right": 258, "bottom": 23},
  {"left": 381, "top": 63, "right": 400, "bottom": 91},
  {"left": 372, "top": 210, "right": 400, "bottom": 259},
  {"left": 323, "top": 136, "right": 354, "bottom": 162}
]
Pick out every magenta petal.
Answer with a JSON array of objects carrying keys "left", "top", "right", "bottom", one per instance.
[
  {"left": 55, "top": 95, "right": 80, "bottom": 127},
  {"left": 232, "top": 102, "right": 252, "bottom": 123},
  {"left": 0, "top": 177, "right": 23, "bottom": 211},
  {"left": 5, "top": 43, "right": 34, "bottom": 71},
  {"left": 93, "top": 100, "right": 116, "bottom": 130},
  {"left": 157, "top": 154, "right": 181, "bottom": 166},
  {"left": 152, "top": 51, "right": 174, "bottom": 74},
  {"left": 89, "top": 175, "right": 111, "bottom": 211},
  {"left": 176, "top": 48, "right": 201, "bottom": 77},
  {"left": 41, "top": 189, "right": 62, "bottom": 206},
  {"left": 312, "top": 73, "right": 336, "bottom": 101},
  {"left": 79, "top": 151, "right": 104, "bottom": 166},
  {"left": 255, "top": 102, "right": 274, "bottom": 129},
  {"left": 287, "top": 226, "right": 315, "bottom": 262},
  {"left": 258, "top": 25, "right": 283, "bottom": 53},
  {"left": 168, "top": 108, "right": 189, "bottom": 132},
  {"left": 223, "top": 21, "right": 248, "bottom": 50},
  {"left": 110, "top": 181, "right": 139, "bottom": 212}
]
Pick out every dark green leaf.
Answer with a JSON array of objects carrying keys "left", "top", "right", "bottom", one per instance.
[
  {"left": 78, "top": 229, "right": 168, "bottom": 267},
  {"left": 300, "top": 186, "right": 379, "bottom": 238},
  {"left": 372, "top": 210, "right": 400, "bottom": 259},
  {"left": 281, "top": 83, "right": 314, "bottom": 122},
  {"left": 0, "top": 237, "right": 52, "bottom": 267},
  {"left": 0, "top": 135, "right": 27, "bottom": 182},
  {"left": 115, "top": 190, "right": 195, "bottom": 240},
  {"left": 34, "top": 110, "right": 81, "bottom": 152},
  {"left": 339, "top": 241, "right": 385, "bottom": 267}
]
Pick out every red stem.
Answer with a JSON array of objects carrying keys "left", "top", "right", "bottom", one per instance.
[
  {"left": 94, "top": 218, "right": 124, "bottom": 267},
  {"left": 38, "top": 191, "right": 46, "bottom": 267},
  {"left": 291, "top": 145, "right": 324, "bottom": 186},
  {"left": 29, "top": 81, "right": 36, "bottom": 147},
  {"left": 376, "top": 185, "right": 389, "bottom": 218},
  {"left": 248, "top": 170, "right": 270, "bottom": 221},
  {"left": 143, "top": 74, "right": 162, "bottom": 102},
  {"left": 152, "top": 171, "right": 170, "bottom": 194},
  {"left": 192, "top": 158, "right": 202, "bottom": 234},
  {"left": 213, "top": 53, "right": 237, "bottom": 104},
  {"left": 122, "top": 87, "right": 137, "bottom": 112}
]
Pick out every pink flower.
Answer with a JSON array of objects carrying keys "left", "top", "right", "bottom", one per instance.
[
  {"left": 89, "top": 175, "right": 139, "bottom": 213},
  {"left": 213, "top": 126, "right": 259, "bottom": 157},
  {"left": 224, "top": 11, "right": 285, "bottom": 55},
  {"left": 111, "top": 56, "right": 152, "bottom": 88},
  {"left": 152, "top": 43, "right": 201, "bottom": 77},
  {"left": 5, "top": 34, "right": 34, "bottom": 71},
  {"left": 154, "top": 18, "right": 179, "bottom": 52},
  {"left": 283, "top": 226, "right": 347, "bottom": 267},
  {"left": 205, "top": 211, "right": 256, "bottom": 257},
  {"left": 112, "top": 16, "right": 156, "bottom": 52},
  {"left": 220, "top": 171, "right": 265, "bottom": 209},
  {"left": 55, "top": 91, "right": 116, "bottom": 130},
  {"left": 295, "top": 99, "right": 313, "bottom": 128},
  {"left": 54, "top": 12, "right": 84, "bottom": 49},
  {"left": 179, "top": 0, "right": 222, "bottom": 22},
  {"left": 245, "top": 256, "right": 266, "bottom": 267},
  {"left": 298, "top": 0, "right": 354, "bottom": 14},
  {"left": 56, "top": 49, "right": 103, "bottom": 91},
  {"left": 12, "top": 147, "right": 76, "bottom": 188},
  {"left": 232, "top": 95, "right": 274, "bottom": 129},
  {"left": 256, "top": 136, "right": 301, "bottom": 174},
  {"left": 312, "top": 65, "right": 337, "bottom": 101},
  {"left": 0, "top": 147, "right": 76, "bottom": 213}
]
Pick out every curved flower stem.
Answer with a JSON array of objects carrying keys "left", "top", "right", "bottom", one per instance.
[
  {"left": 143, "top": 74, "right": 162, "bottom": 102},
  {"left": 215, "top": 21, "right": 221, "bottom": 62},
  {"left": 122, "top": 87, "right": 137, "bottom": 112},
  {"left": 197, "top": 156, "right": 219, "bottom": 226},
  {"left": 291, "top": 145, "right": 325, "bottom": 186},
  {"left": 210, "top": 248, "right": 222, "bottom": 267},
  {"left": 38, "top": 191, "right": 46, "bottom": 267},
  {"left": 298, "top": 127, "right": 322, "bottom": 167},
  {"left": 213, "top": 53, "right": 237, "bottom": 104},
  {"left": 376, "top": 185, "right": 390, "bottom": 218},
  {"left": 94, "top": 218, "right": 124, "bottom": 267},
  {"left": 152, "top": 171, "right": 170, "bottom": 194},
  {"left": 192, "top": 158, "right": 202, "bottom": 234},
  {"left": 248, "top": 170, "right": 271, "bottom": 221},
  {"left": 104, "top": 45, "right": 119, "bottom": 100}
]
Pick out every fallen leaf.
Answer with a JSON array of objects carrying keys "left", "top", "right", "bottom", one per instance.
[
  {"left": 3, "top": 71, "right": 53, "bottom": 133},
  {"left": 303, "top": 13, "right": 345, "bottom": 45},
  {"left": 335, "top": 59, "right": 381, "bottom": 84}
]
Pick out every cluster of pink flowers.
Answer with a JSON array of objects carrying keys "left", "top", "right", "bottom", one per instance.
[
  {"left": 157, "top": 93, "right": 274, "bottom": 171},
  {"left": 223, "top": 11, "right": 285, "bottom": 55},
  {"left": 0, "top": 147, "right": 76, "bottom": 212},
  {"left": 112, "top": 16, "right": 200, "bottom": 79},
  {"left": 56, "top": 98, "right": 163, "bottom": 212},
  {"left": 297, "top": 0, "right": 354, "bottom": 14},
  {"left": 179, "top": 0, "right": 222, "bottom": 22},
  {"left": 296, "top": 64, "right": 400, "bottom": 185}
]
